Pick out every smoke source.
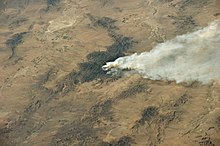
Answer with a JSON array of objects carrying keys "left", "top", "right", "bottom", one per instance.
[{"left": 102, "top": 20, "right": 220, "bottom": 84}]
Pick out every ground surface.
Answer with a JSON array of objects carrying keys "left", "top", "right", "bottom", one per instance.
[{"left": 0, "top": 0, "right": 220, "bottom": 146}]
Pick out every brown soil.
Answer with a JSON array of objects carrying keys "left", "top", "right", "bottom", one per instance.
[{"left": 0, "top": 0, "right": 220, "bottom": 146}]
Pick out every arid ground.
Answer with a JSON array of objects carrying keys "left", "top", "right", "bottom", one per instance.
[{"left": 0, "top": 0, "right": 220, "bottom": 145}]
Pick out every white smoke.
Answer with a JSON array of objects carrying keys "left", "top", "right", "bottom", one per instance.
[{"left": 102, "top": 20, "right": 220, "bottom": 84}]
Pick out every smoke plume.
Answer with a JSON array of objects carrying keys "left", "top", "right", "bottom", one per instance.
[{"left": 102, "top": 20, "right": 220, "bottom": 84}]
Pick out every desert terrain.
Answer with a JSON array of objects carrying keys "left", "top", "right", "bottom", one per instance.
[{"left": 0, "top": 0, "right": 220, "bottom": 146}]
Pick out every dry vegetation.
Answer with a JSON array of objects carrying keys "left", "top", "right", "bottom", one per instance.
[{"left": 0, "top": 0, "right": 220, "bottom": 146}]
